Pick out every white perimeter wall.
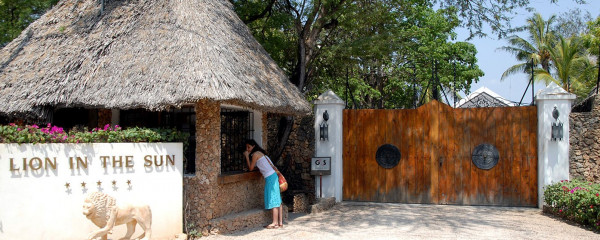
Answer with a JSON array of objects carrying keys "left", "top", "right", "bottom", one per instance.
[
  {"left": 0, "top": 143, "right": 183, "bottom": 240},
  {"left": 535, "top": 83, "right": 576, "bottom": 208},
  {"left": 314, "top": 90, "right": 345, "bottom": 202}
]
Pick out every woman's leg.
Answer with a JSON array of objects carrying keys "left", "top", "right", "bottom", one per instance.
[
  {"left": 271, "top": 206, "right": 280, "bottom": 226},
  {"left": 278, "top": 205, "right": 283, "bottom": 226}
]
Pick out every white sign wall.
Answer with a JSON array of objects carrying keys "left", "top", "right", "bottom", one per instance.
[{"left": 0, "top": 143, "right": 183, "bottom": 240}]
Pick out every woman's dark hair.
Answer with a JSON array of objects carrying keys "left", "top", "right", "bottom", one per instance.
[{"left": 245, "top": 139, "right": 267, "bottom": 155}]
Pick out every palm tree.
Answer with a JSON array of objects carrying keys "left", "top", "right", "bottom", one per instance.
[
  {"left": 498, "top": 13, "right": 556, "bottom": 80},
  {"left": 569, "top": 53, "right": 598, "bottom": 97},
  {"left": 536, "top": 36, "right": 595, "bottom": 93}
]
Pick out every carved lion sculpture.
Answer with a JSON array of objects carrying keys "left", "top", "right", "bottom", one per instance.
[{"left": 83, "top": 192, "right": 152, "bottom": 240}]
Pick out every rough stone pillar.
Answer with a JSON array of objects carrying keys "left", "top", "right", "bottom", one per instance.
[
  {"left": 185, "top": 99, "right": 221, "bottom": 234},
  {"left": 535, "top": 82, "right": 576, "bottom": 208},
  {"left": 314, "top": 90, "right": 345, "bottom": 202}
]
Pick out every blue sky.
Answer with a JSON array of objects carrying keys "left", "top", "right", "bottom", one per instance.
[{"left": 457, "top": 0, "right": 599, "bottom": 105}]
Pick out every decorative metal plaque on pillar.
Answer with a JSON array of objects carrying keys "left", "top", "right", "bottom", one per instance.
[
  {"left": 472, "top": 143, "right": 499, "bottom": 170},
  {"left": 375, "top": 144, "right": 401, "bottom": 169}
]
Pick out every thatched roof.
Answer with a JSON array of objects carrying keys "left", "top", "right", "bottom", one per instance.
[{"left": 0, "top": 0, "right": 310, "bottom": 119}]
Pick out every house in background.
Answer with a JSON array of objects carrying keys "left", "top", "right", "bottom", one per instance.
[
  {"left": 455, "top": 87, "right": 516, "bottom": 108},
  {"left": 0, "top": 0, "right": 310, "bottom": 235}
]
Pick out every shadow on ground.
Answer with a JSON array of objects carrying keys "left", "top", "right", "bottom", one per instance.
[{"left": 209, "top": 202, "right": 599, "bottom": 239}]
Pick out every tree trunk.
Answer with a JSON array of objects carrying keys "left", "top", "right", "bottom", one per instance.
[
  {"left": 270, "top": 116, "right": 295, "bottom": 166},
  {"left": 271, "top": 0, "right": 345, "bottom": 163},
  {"left": 292, "top": 32, "right": 307, "bottom": 88},
  {"left": 272, "top": 31, "right": 307, "bottom": 163}
]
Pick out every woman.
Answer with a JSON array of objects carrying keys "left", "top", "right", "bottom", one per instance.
[{"left": 244, "top": 139, "right": 283, "bottom": 229}]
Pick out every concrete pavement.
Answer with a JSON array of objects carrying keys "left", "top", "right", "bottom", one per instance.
[{"left": 204, "top": 201, "right": 600, "bottom": 240}]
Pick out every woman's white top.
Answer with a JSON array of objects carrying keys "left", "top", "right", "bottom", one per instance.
[{"left": 256, "top": 155, "right": 275, "bottom": 178}]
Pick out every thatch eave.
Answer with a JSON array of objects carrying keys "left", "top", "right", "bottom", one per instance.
[{"left": 0, "top": 0, "right": 310, "bottom": 120}]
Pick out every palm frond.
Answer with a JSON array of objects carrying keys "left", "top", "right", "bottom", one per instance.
[
  {"left": 533, "top": 69, "right": 560, "bottom": 86},
  {"left": 501, "top": 63, "right": 528, "bottom": 80}
]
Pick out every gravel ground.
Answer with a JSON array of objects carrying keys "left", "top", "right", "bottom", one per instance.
[{"left": 204, "top": 202, "right": 600, "bottom": 240}]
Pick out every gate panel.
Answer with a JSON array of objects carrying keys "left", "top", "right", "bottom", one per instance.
[
  {"left": 343, "top": 101, "right": 538, "bottom": 206},
  {"left": 382, "top": 110, "right": 404, "bottom": 202},
  {"left": 342, "top": 109, "right": 355, "bottom": 200},
  {"left": 525, "top": 107, "right": 539, "bottom": 205},
  {"left": 425, "top": 102, "right": 437, "bottom": 204},
  {"left": 438, "top": 104, "right": 460, "bottom": 204}
]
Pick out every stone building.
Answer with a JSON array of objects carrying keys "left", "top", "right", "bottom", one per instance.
[{"left": 0, "top": 0, "right": 311, "bottom": 235}]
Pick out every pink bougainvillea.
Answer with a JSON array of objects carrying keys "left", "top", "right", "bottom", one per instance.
[{"left": 545, "top": 179, "right": 600, "bottom": 231}]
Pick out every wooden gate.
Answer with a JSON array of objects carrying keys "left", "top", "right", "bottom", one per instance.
[{"left": 343, "top": 100, "right": 538, "bottom": 206}]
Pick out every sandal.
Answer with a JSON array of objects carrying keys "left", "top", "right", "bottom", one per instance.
[{"left": 264, "top": 224, "right": 279, "bottom": 229}]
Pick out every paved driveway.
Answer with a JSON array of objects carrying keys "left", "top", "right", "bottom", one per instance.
[{"left": 205, "top": 202, "right": 599, "bottom": 240}]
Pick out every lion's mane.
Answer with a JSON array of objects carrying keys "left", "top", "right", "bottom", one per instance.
[{"left": 84, "top": 192, "right": 117, "bottom": 228}]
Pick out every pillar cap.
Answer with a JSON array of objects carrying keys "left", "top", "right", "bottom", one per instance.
[
  {"left": 535, "top": 82, "right": 577, "bottom": 101},
  {"left": 314, "top": 90, "right": 345, "bottom": 105}
]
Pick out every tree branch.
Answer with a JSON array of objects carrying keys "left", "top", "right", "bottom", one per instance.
[{"left": 241, "top": 0, "right": 277, "bottom": 24}]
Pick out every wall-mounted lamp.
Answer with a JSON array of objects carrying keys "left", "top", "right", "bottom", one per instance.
[
  {"left": 551, "top": 106, "right": 563, "bottom": 141},
  {"left": 320, "top": 110, "right": 329, "bottom": 141}
]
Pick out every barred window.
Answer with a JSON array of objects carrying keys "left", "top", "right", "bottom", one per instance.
[
  {"left": 220, "top": 108, "right": 254, "bottom": 174},
  {"left": 161, "top": 107, "right": 196, "bottom": 175}
]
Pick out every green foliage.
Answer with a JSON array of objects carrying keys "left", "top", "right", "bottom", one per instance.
[
  {"left": 185, "top": 222, "right": 203, "bottom": 239},
  {"left": 0, "top": 123, "right": 189, "bottom": 151},
  {"left": 572, "top": 16, "right": 600, "bottom": 97},
  {"left": 543, "top": 36, "right": 594, "bottom": 91},
  {"left": 435, "top": 0, "right": 587, "bottom": 39},
  {"left": 307, "top": 1, "right": 483, "bottom": 108},
  {"left": 552, "top": 8, "right": 592, "bottom": 39},
  {"left": 501, "top": 12, "right": 599, "bottom": 99},
  {"left": 499, "top": 13, "right": 556, "bottom": 80},
  {"left": 583, "top": 16, "right": 600, "bottom": 55},
  {"left": 0, "top": 0, "right": 59, "bottom": 47},
  {"left": 544, "top": 179, "right": 600, "bottom": 230},
  {"left": 234, "top": 0, "right": 483, "bottom": 109},
  {"left": 232, "top": 0, "right": 297, "bottom": 76}
]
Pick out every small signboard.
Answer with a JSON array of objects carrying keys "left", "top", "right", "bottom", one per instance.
[{"left": 311, "top": 157, "right": 331, "bottom": 175}]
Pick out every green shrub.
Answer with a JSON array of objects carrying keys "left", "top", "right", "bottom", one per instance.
[
  {"left": 0, "top": 123, "right": 189, "bottom": 152},
  {"left": 544, "top": 179, "right": 600, "bottom": 229}
]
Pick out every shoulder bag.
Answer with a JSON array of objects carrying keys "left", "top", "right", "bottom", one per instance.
[{"left": 265, "top": 156, "right": 288, "bottom": 192}]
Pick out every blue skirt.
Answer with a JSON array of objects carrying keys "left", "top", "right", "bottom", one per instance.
[{"left": 264, "top": 173, "right": 282, "bottom": 209}]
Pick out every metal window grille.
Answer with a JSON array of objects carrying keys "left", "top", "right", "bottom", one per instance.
[
  {"left": 220, "top": 108, "right": 254, "bottom": 173},
  {"left": 161, "top": 107, "right": 196, "bottom": 175}
]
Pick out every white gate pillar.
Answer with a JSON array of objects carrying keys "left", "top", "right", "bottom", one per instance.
[
  {"left": 535, "top": 82, "right": 576, "bottom": 208},
  {"left": 314, "top": 90, "right": 345, "bottom": 202}
]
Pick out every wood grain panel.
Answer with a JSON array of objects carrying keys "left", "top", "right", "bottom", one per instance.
[
  {"left": 342, "top": 101, "right": 538, "bottom": 206},
  {"left": 425, "top": 101, "right": 437, "bottom": 204},
  {"left": 342, "top": 110, "right": 356, "bottom": 200},
  {"left": 526, "top": 106, "right": 538, "bottom": 206},
  {"left": 363, "top": 110, "right": 378, "bottom": 201}
]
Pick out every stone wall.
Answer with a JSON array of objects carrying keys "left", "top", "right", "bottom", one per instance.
[
  {"left": 184, "top": 101, "right": 283, "bottom": 235},
  {"left": 267, "top": 114, "right": 316, "bottom": 210},
  {"left": 570, "top": 95, "right": 600, "bottom": 182},
  {"left": 214, "top": 173, "right": 264, "bottom": 219},
  {"left": 211, "top": 110, "right": 269, "bottom": 219}
]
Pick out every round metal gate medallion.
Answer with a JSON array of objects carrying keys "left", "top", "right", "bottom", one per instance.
[
  {"left": 376, "top": 144, "right": 401, "bottom": 169},
  {"left": 472, "top": 144, "right": 499, "bottom": 170}
]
